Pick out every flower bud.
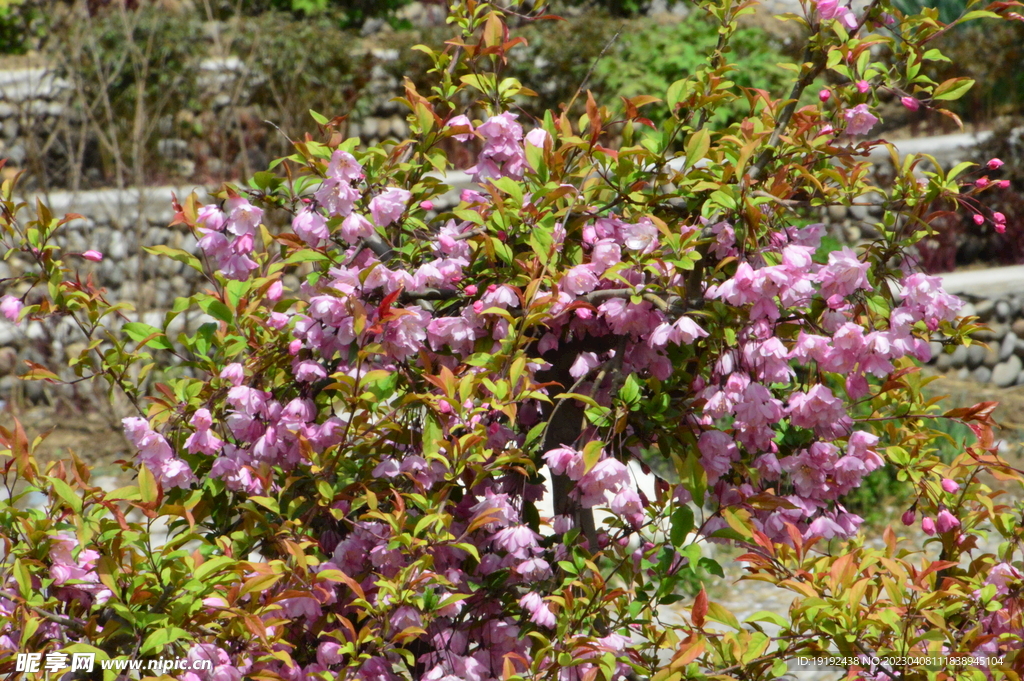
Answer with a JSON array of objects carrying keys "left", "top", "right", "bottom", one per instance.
[
  {"left": 856, "top": 80, "right": 870, "bottom": 94},
  {"left": 921, "top": 516, "right": 936, "bottom": 535},
  {"left": 902, "top": 509, "right": 915, "bottom": 526},
  {"left": 998, "top": 180, "right": 1010, "bottom": 189},
  {"left": 267, "top": 280, "right": 283, "bottom": 301},
  {"left": 988, "top": 158, "right": 1004, "bottom": 169},
  {"left": 82, "top": 250, "right": 104, "bottom": 262},
  {"left": 994, "top": 211, "right": 1006, "bottom": 224},
  {"left": 941, "top": 478, "right": 959, "bottom": 493},
  {"left": 901, "top": 96, "right": 920, "bottom": 111},
  {"left": 819, "top": 89, "right": 831, "bottom": 102},
  {"left": 976, "top": 178, "right": 990, "bottom": 188},
  {"left": 973, "top": 214, "right": 985, "bottom": 225},
  {"left": 419, "top": 200, "right": 434, "bottom": 211}
]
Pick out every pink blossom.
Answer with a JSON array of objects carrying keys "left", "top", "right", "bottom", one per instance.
[
  {"left": 388, "top": 605, "right": 423, "bottom": 632},
  {"left": 649, "top": 316, "right": 709, "bottom": 347},
  {"left": 279, "top": 596, "right": 322, "bottom": 620},
  {"left": 197, "top": 204, "right": 227, "bottom": 231},
  {"left": 816, "top": 0, "right": 841, "bottom": 18},
  {"left": 381, "top": 306, "right": 429, "bottom": 360},
  {"left": 225, "top": 197, "right": 263, "bottom": 238},
  {"left": 492, "top": 525, "right": 539, "bottom": 558},
  {"left": 426, "top": 315, "right": 479, "bottom": 354},
  {"left": 469, "top": 490, "right": 518, "bottom": 531},
  {"left": 525, "top": 127, "right": 551, "bottom": 148},
  {"left": 198, "top": 230, "right": 232, "bottom": 262},
  {"left": 921, "top": 516, "right": 936, "bottom": 535},
  {"left": 315, "top": 177, "right": 359, "bottom": 217},
  {"left": 856, "top": 80, "right": 870, "bottom": 93},
  {"left": 446, "top": 114, "right": 475, "bottom": 142},
  {"left": 591, "top": 239, "right": 621, "bottom": 272},
  {"left": 788, "top": 385, "right": 852, "bottom": 438},
  {"left": 0, "top": 296, "right": 22, "bottom": 322},
  {"left": 561, "top": 265, "right": 599, "bottom": 295},
  {"left": 369, "top": 188, "right": 412, "bottom": 227},
  {"left": 544, "top": 447, "right": 584, "bottom": 478},
  {"left": 569, "top": 351, "right": 600, "bottom": 379},
  {"left": 576, "top": 458, "right": 630, "bottom": 507},
  {"left": 599, "top": 298, "right": 654, "bottom": 336},
  {"left": 185, "top": 408, "right": 223, "bottom": 455},
  {"left": 984, "top": 563, "right": 1022, "bottom": 595},
  {"left": 318, "top": 642, "right": 343, "bottom": 666},
  {"left": 220, "top": 253, "right": 258, "bottom": 281},
  {"left": 936, "top": 509, "right": 960, "bottom": 532},
  {"left": 82, "top": 250, "right": 104, "bottom": 262},
  {"left": 220, "top": 363, "right": 245, "bottom": 386},
  {"left": 293, "top": 209, "right": 329, "bottom": 246},
  {"left": 623, "top": 218, "right": 659, "bottom": 252},
  {"left": 327, "top": 149, "right": 363, "bottom": 182},
  {"left": 519, "top": 592, "right": 556, "bottom": 628},
  {"left": 697, "top": 430, "right": 739, "bottom": 484},
  {"left": 341, "top": 213, "right": 375, "bottom": 244},
  {"left": 515, "top": 557, "right": 553, "bottom": 581},
  {"left": 818, "top": 247, "right": 871, "bottom": 299},
  {"left": 844, "top": 104, "right": 878, "bottom": 136}
]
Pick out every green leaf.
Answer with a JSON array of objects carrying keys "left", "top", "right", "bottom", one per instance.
[
  {"left": 685, "top": 129, "right": 710, "bottom": 168},
  {"left": 582, "top": 440, "right": 604, "bottom": 473},
  {"left": 309, "top": 109, "right": 329, "bottom": 125},
  {"left": 619, "top": 374, "right": 641, "bottom": 406},
  {"left": 138, "top": 464, "right": 159, "bottom": 504},
  {"left": 249, "top": 496, "right": 280, "bottom": 514},
  {"left": 194, "top": 556, "right": 236, "bottom": 582},
  {"left": 198, "top": 297, "right": 233, "bottom": 324},
  {"left": 493, "top": 177, "right": 524, "bottom": 206},
  {"left": 285, "top": 250, "right": 330, "bottom": 265},
  {"left": 48, "top": 477, "right": 82, "bottom": 514},
  {"left": 122, "top": 323, "right": 174, "bottom": 351},
  {"left": 666, "top": 78, "right": 691, "bottom": 110},
  {"left": 669, "top": 505, "right": 694, "bottom": 547},
  {"left": 706, "top": 601, "right": 741, "bottom": 629},
  {"left": 932, "top": 77, "right": 975, "bottom": 101},
  {"left": 745, "top": 610, "right": 788, "bottom": 627},
  {"left": 141, "top": 626, "right": 190, "bottom": 655},
  {"left": 144, "top": 245, "right": 203, "bottom": 273}
]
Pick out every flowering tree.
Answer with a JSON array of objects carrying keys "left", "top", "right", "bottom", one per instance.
[{"left": 2, "top": 0, "right": 1024, "bottom": 679}]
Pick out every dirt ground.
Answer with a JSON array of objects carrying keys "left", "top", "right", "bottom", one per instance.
[{"left": 2, "top": 402, "right": 130, "bottom": 477}]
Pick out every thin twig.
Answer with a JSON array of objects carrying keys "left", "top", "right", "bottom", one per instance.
[{"left": 564, "top": 31, "right": 621, "bottom": 114}]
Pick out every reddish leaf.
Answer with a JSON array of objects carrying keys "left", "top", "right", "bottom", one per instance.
[{"left": 692, "top": 586, "right": 707, "bottom": 628}]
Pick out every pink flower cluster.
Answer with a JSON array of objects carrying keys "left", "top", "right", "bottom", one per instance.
[
  {"left": 196, "top": 198, "right": 264, "bottom": 281},
  {"left": 48, "top": 533, "right": 113, "bottom": 607},
  {"left": 545, "top": 447, "right": 643, "bottom": 524},
  {"left": 122, "top": 416, "right": 196, "bottom": 489}
]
